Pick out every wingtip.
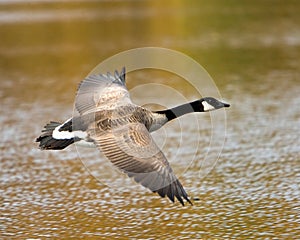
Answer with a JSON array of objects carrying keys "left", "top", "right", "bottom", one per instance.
[
  {"left": 154, "top": 180, "right": 193, "bottom": 206},
  {"left": 185, "top": 197, "right": 193, "bottom": 206},
  {"left": 113, "top": 66, "right": 126, "bottom": 84},
  {"left": 177, "top": 196, "right": 185, "bottom": 206},
  {"left": 176, "top": 194, "right": 193, "bottom": 206},
  {"left": 119, "top": 66, "right": 126, "bottom": 83}
]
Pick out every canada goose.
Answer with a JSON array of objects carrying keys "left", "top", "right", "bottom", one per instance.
[{"left": 36, "top": 67, "right": 230, "bottom": 205}]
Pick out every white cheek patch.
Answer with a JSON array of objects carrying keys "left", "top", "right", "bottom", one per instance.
[{"left": 202, "top": 101, "right": 215, "bottom": 111}]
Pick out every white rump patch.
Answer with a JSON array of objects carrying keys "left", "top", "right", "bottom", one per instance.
[{"left": 52, "top": 124, "right": 87, "bottom": 140}]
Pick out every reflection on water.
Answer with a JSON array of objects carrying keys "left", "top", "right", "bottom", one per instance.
[{"left": 1, "top": 0, "right": 300, "bottom": 239}]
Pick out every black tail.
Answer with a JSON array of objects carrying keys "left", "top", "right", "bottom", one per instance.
[{"left": 36, "top": 121, "right": 75, "bottom": 150}]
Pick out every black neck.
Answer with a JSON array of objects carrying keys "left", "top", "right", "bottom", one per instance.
[{"left": 155, "top": 99, "right": 204, "bottom": 121}]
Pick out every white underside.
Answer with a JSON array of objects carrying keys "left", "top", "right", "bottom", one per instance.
[{"left": 75, "top": 140, "right": 96, "bottom": 148}]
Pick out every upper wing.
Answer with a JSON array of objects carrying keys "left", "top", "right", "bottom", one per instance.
[
  {"left": 89, "top": 122, "right": 192, "bottom": 205},
  {"left": 75, "top": 67, "right": 132, "bottom": 115}
]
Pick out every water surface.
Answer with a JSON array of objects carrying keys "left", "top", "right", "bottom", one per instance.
[{"left": 1, "top": 0, "right": 299, "bottom": 239}]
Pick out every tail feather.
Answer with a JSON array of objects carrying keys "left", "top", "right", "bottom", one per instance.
[{"left": 36, "top": 121, "right": 75, "bottom": 150}]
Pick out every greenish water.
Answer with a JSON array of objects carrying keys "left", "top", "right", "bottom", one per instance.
[{"left": 1, "top": 1, "right": 299, "bottom": 239}]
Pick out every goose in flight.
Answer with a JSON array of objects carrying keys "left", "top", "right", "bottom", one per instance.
[{"left": 36, "top": 67, "right": 230, "bottom": 205}]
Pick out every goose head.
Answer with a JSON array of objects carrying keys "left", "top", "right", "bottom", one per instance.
[{"left": 201, "top": 97, "right": 230, "bottom": 112}]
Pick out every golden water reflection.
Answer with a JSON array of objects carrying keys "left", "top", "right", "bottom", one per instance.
[{"left": 1, "top": 0, "right": 299, "bottom": 239}]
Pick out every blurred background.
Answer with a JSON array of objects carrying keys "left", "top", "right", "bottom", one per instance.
[{"left": 1, "top": 0, "right": 299, "bottom": 239}]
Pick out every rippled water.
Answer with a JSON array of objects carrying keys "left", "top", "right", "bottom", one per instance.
[{"left": 1, "top": 1, "right": 300, "bottom": 239}]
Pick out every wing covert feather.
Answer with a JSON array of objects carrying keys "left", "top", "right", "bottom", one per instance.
[
  {"left": 89, "top": 122, "right": 192, "bottom": 205},
  {"left": 75, "top": 67, "right": 131, "bottom": 114}
]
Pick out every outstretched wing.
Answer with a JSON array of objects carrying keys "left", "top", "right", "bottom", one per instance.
[
  {"left": 75, "top": 67, "right": 131, "bottom": 115},
  {"left": 89, "top": 122, "right": 192, "bottom": 205}
]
